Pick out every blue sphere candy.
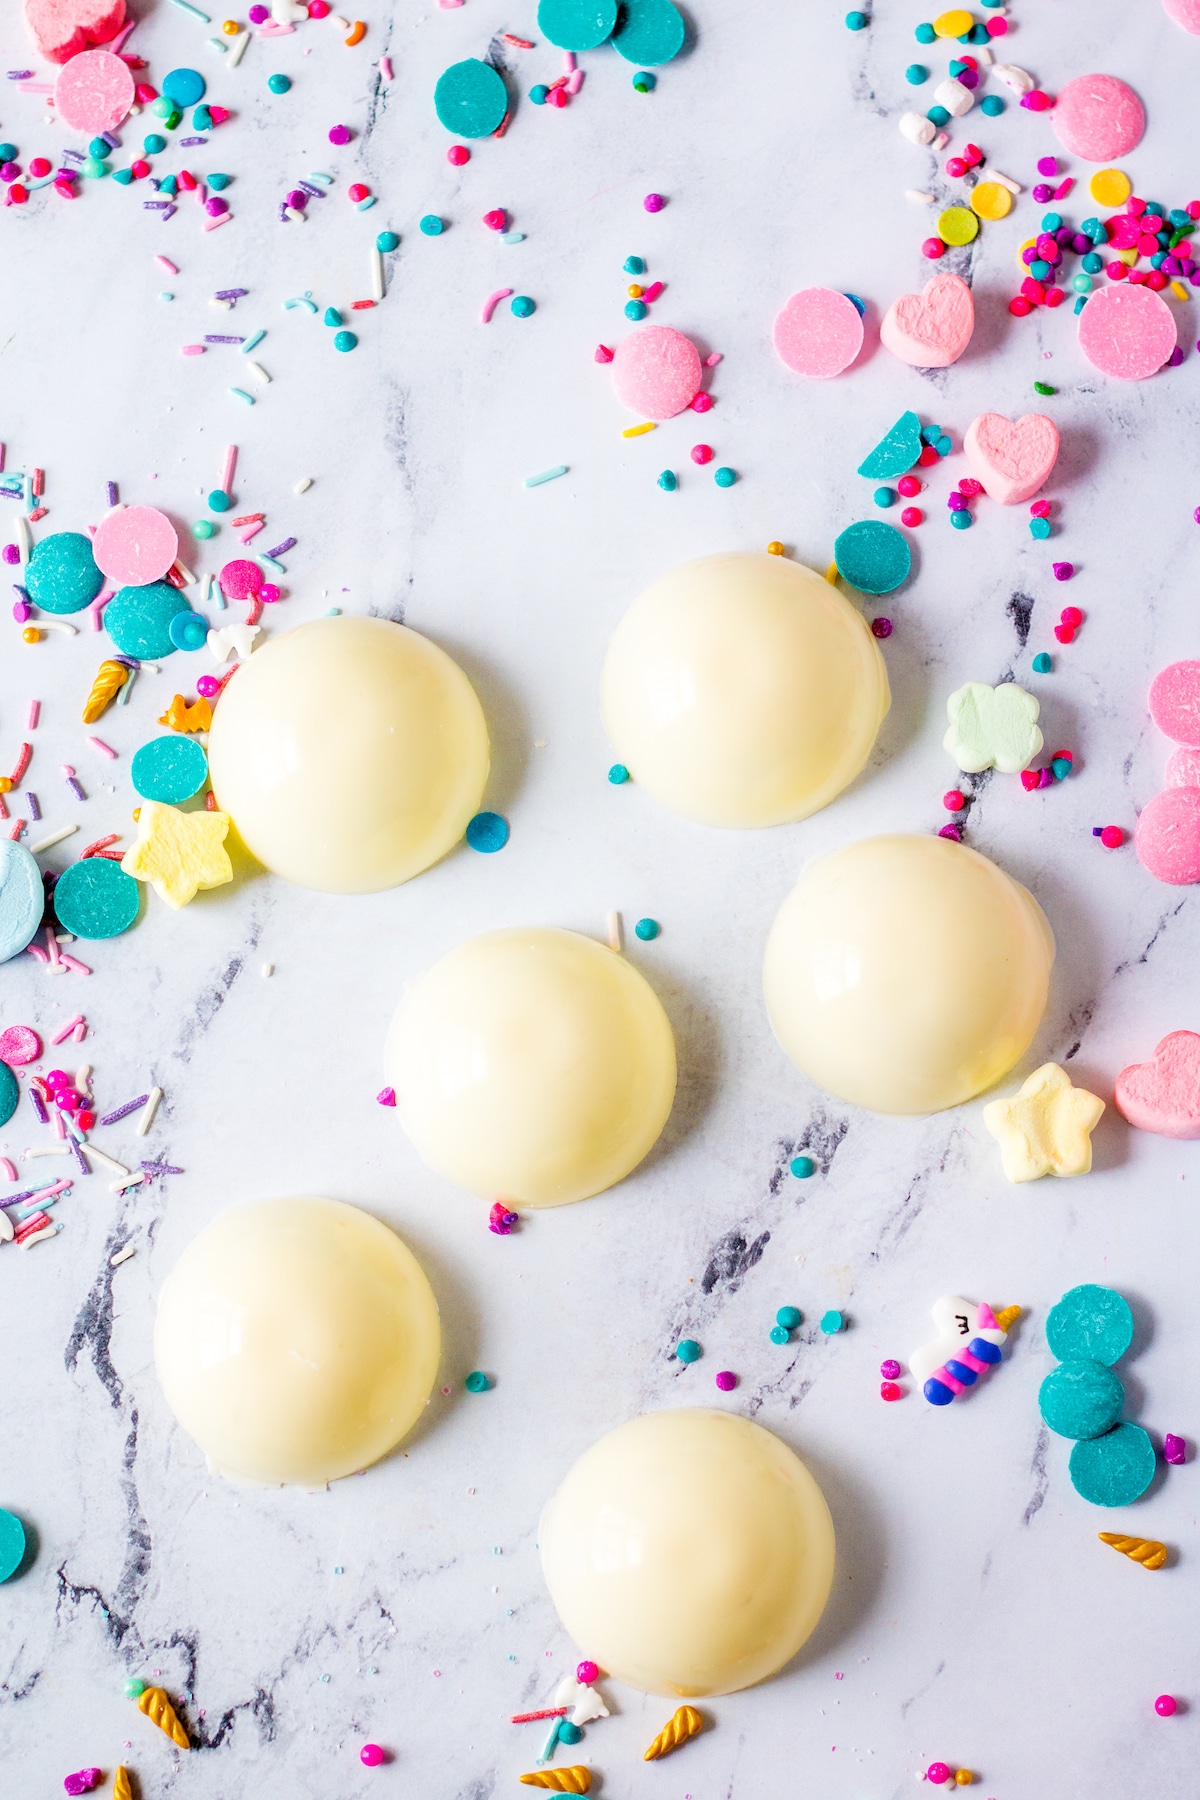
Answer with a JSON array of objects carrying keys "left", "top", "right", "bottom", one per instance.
[
  {"left": 657, "top": 469, "right": 677, "bottom": 491},
  {"left": 634, "top": 917, "right": 660, "bottom": 940},
  {"left": 208, "top": 489, "right": 230, "bottom": 512},
  {"left": 845, "top": 7, "right": 868, "bottom": 25},
  {"left": 1042, "top": 211, "right": 1063, "bottom": 232},
  {"left": 608, "top": 763, "right": 630, "bottom": 783},
  {"left": 624, "top": 255, "right": 646, "bottom": 274},
  {"left": 529, "top": 84, "right": 549, "bottom": 103},
  {"left": 168, "top": 610, "right": 210, "bottom": 652},
  {"left": 915, "top": 21, "right": 935, "bottom": 42},
  {"left": 1030, "top": 259, "right": 1051, "bottom": 281},
  {"left": 558, "top": 1721, "right": 583, "bottom": 1746},
  {"left": 142, "top": 133, "right": 167, "bottom": 154},
  {"left": 676, "top": 1339, "right": 701, "bottom": 1363},
  {"left": 24, "top": 532, "right": 103, "bottom": 616},
  {"left": 162, "top": 67, "right": 206, "bottom": 107},
  {"left": 1082, "top": 252, "right": 1102, "bottom": 273},
  {"left": 0, "top": 142, "right": 17, "bottom": 162},
  {"left": 843, "top": 291, "right": 866, "bottom": 316},
  {"left": 324, "top": 306, "right": 343, "bottom": 327},
  {"left": 419, "top": 215, "right": 444, "bottom": 235},
  {"left": 632, "top": 70, "right": 656, "bottom": 91},
  {"left": 625, "top": 299, "right": 648, "bottom": 321},
  {"left": 1030, "top": 516, "right": 1051, "bottom": 540},
  {"left": 935, "top": 435, "right": 953, "bottom": 457},
  {"left": 131, "top": 734, "right": 210, "bottom": 804},
  {"left": 465, "top": 811, "right": 509, "bottom": 853},
  {"left": 926, "top": 104, "right": 950, "bottom": 126},
  {"left": 820, "top": 1310, "right": 845, "bottom": 1334},
  {"left": 874, "top": 486, "right": 896, "bottom": 508},
  {"left": 267, "top": 72, "right": 291, "bottom": 93},
  {"left": 714, "top": 467, "right": 737, "bottom": 487},
  {"left": 950, "top": 509, "right": 972, "bottom": 530},
  {"left": 905, "top": 63, "right": 929, "bottom": 83},
  {"left": 790, "top": 1155, "right": 815, "bottom": 1179},
  {"left": 1032, "top": 652, "right": 1053, "bottom": 673},
  {"left": 207, "top": 171, "right": 230, "bottom": 190},
  {"left": 776, "top": 1306, "right": 802, "bottom": 1329},
  {"left": 333, "top": 330, "right": 358, "bottom": 352},
  {"left": 377, "top": 230, "right": 400, "bottom": 252},
  {"left": 770, "top": 1325, "right": 791, "bottom": 1345},
  {"left": 980, "top": 93, "right": 1004, "bottom": 115},
  {"left": 511, "top": 295, "right": 536, "bottom": 317}
]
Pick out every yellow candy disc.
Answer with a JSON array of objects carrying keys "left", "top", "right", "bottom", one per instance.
[
  {"left": 933, "top": 7, "right": 974, "bottom": 36},
  {"left": 1090, "top": 167, "right": 1131, "bottom": 207},
  {"left": 971, "top": 180, "right": 1012, "bottom": 221},
  {"left": 938, "top": 205, "right": 979, "bottom": 247},
  {"left": 1016, "top": 236, "right": 1037, "bottom": 272}
]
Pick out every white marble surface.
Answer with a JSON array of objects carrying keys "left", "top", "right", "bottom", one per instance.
[{"left": 2, "top": 0, "right": 1200, "bottom": 1793}]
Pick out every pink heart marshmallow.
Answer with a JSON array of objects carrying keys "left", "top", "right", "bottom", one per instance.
[
  {"left": 24, "top": 0, "right": 125, "bottom": 63},
  {"left": 879, "top": 272, "right": 975, "bottom": 369},
  {"left": 1114, "top": 1030, "right": 1200, "bottom": 1138},
  {"left": 964, "top": 412, "right": 1060, "bottom": 505}
]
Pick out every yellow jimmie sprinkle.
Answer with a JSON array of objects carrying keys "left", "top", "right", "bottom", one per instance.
[
  {"left": 622, "top": 422, "right": 657, "bottom": 438},
  {"left": 1171, "top": 281, "right": 1190, "bottom": 301}
]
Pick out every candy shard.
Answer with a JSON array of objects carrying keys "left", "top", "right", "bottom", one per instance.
[
  {"left": 857, "top": 411, "right": 923, "bottom": 479},
  {"left": 982, "top": 1062, "right": 1105, "bottom": 1181},
  {"left": 1115, "top": 1030, "right": 1200, "bottom": 1137},
  {"left": 138, "top": 1684, "right": 191, "bottom": 1749},
  {"left": 963, "top": 412, "right": 1059, "bottom": 505},
  {"left": 518, "top": 1769, "right": 591, "bottom": 1793},
  {"left": 880, "top": 272, "right": 974, "bottom": 368},
  {"left": 644, "top": 1704, "right": 704, "bottom": 1761},
  {"left": 1099, "top": 1531, "right": 1168, "bottom": 1569}
]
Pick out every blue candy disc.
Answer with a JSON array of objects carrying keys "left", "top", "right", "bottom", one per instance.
[
  {"left": 52, "top": 857, "right": 141, "bottom": 940},
  {"left": 1039, "top": 1359, "right": 1125, "bottom": 1441},
  {"left": 24, "top": 532, "right": 103, "bottom": 615},
  {"left": 538, "top": 0, "right": 618, "bottom": 50},
  {"left": 0, "top": 1509, "right": 26, "bottom": 1582},
  {"left": 466, "top": 811, "right": 510, "bottom": 852},
  {"left": 0, "top": 839, "right": 44, "bottom": 963},
  {"left": 833, "top": 520, "right": 912, "bottom": 595},
  {"left": 857, "top": 410, "right": 923, "bottom": 479},
  {"left": 168, "top": 611, "right": 210, "bottom": 652},
  {"left": 610, "top": 0, "right": 685, "bottom": 63},
  {"left": 1069, "top": 1422, "right": 1156, "bottom": 1507},
  {"left": 0, "top": 1061, "right": 17, "bottom": 1128},
  {"left": 131, "top": 735, "right": 209, "bottom": 804},
  {"left": 1046, "top": 1285, "right": 1134, "bottom": 1367},
  {"left": 434, "top": 59, "right": 508, "bottom": 137},
  {"left": 162, "top": 67, "right": 206, "bottom": 107},
  {"left": 105, "top": 581, "right": 192, "bottom": 658}
]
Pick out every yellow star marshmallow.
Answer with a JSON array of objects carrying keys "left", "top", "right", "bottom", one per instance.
[
  {"left": 983, "top": 1062, "right": 1105, "bottom": 1183},
  {"left": 121, "top": 800, "right": 233, "bottom": 909}
]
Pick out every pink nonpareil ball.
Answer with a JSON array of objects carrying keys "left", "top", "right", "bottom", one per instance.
[{"left": 360, "top": 1742, "right": 386, "bottom": 1765}]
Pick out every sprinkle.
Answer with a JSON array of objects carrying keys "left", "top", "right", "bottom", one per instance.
[
  {"left": 140, "top": 1160, "right": 184, "bottom": 1175},
  {"left": 265, "top": 537, "right": 296, "bottom": 559},
  {"left": 512, "top": 1710, "right": 570, "bottom": 1725},
  {"left": 378, "top": 55, "right": 393, "bottom": 80},
  {"left": 481, "top": 287, "right": 515, "bottom": 323},
  {"left": 110, "top": 1244, "right": 137, "bottom": 1266},
  {"left": 241, "top": 329, "right": 266, "bottom": 354},
  {"left": 84, "top": 1145, "right": 129, "bottom": 1176},
  {"left": 26, "top": 701, "right": 39, "bottom": 730},
  {"left": 30, "top": 825, "right": 77, "bottom": 854},
  {"left": 135, "top": 1088, "right": 163, "bottom": 1136},
  {"left": 110, "top": 1172, "right": 146, "bottom": 1193},
  {"left": 523, "top": 466, "right": 568, "bottom": 488},
  {"left": 294, "top": 477, "right": 313, "bottom": 494},
  {"left": 622, "top": 422, "right": 657, "bottom": 437},
  {"left": 99, "top": 1094, "right": 150, "bottom": 1128},
  {"left": 169, "top": 0, "right": 211, "bottom": 17}
]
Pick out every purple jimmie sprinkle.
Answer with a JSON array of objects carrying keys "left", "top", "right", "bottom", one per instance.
[
  {"left": 178, "top": 135, "right": 208, "bottom": 146},
  {"left": 265, "top": 537, "right": 296, "bottom": 559},
  {"left": 204, "top": 334, "right": 245, "bottom": 344},
  {"left": 0, "top": 488, "right": 22, "bottom": 502},
  {"left": 69, "top": 1139, "right": 90, "bottom": 1178},
  {"left": 7, "top": 70, "right": 34, "bottom": 80},
  {"left": 101, "top": 131, "right": 120, "bottom": 149},
  {"left": 161, "top": 204, "right": 177, "bottom": 221},
  {"left": 25, "top": 793, "right": 40, "bottom": 821},
  {"left": 298, "top": 180, "right": 325, "bottom": 198},
  {"left": 28, "top": 1089, "right": 47, "bottom": 1125},
  {"left": 99, "top": 1094, "right": 149, "bottom": 1127},
  {"left": 143, "top": 200, "right": 171, "bottom": 211},
  {"left": 62, "top": 148, "right": 86, "bottom": 163},
  {"left": 277, "top": 201, "right": 289, "bottom": 222},
  {"left": 1, "top": 1189, "right": 37, "bottom": 1208},
  {"left": 214, "top": 288, "right": 248, "bottom": 300},
  {"left": 66, "top": 777, "right": 85, "bottom": 803},
  {"left": 106, "top": 481, "right": 118, "bottom": 507},
  {"left": 140, "top": 1160, "right": 184, "bottom": 1175}
]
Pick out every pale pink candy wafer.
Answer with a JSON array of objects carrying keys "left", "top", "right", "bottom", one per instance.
[
  {"left": 1115, "top": 1030, "right": 1200, "bottom": 1138},
  {"left": 1165, "top": 0, "right": 1200, "bottom": 32},
  {"left": 1149, "top": 660, "right": 1200, "bottom": 744},
  {"left": 963, "top": 412, "right": 1059, "bottom": 505},
  {"left": 25, "top": 0, "right": 125, "bottom": 62},
  {"left": 1135, "top": 786, "right": 1200, "bottom": 884},
  {"left": 772, "top": 288, "right": 864, "bottom": 379},
  {"left": 1166, "top": 745, "right": 1200, "bottom": 787},
  {"left": 92, "top": 505, "right": 178, "bottom": 587},
  {"left": 879, "top": 272, "right": 974, "bottom": 369},
  {"left": 611, "top": 325, "right": 702, "bottom": 420},
  {"left": 53, "top": 48, "right": 134, "bottom": 134},
  {"left": 1053, "top": 73, "right": 1145, "bottom": 161},
  {"left": 1077, "top": 282, "right": 1175, "bottom": 381}
]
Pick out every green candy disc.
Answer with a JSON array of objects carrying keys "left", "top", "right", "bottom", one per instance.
[
  {"left": 610, "top": 0, "right": 686, "bottom": 64},
  {"left": 833, "top": 519, "right": 912, "bottom": 595},
  {"left": 105, "top": 580, "right": 192, "bottom": 659},
  {"left": 1046, "top": 1285, "right": 1134, "bottom": 1367},
  {"left": 0, "top": 1509, "right": 26, "bottom": 1581},
  {"left": 52, "top": 858, "right": 141, "bottom": 940},
  {"left": 538, "top": 0, "right": 618, "bottom": 50},
  {"left": 24, "top": 532, "right": 104, "bottom": 615},
  {"left": 0, "top": 1060, "right": 18, "bottom": 1128},
  {"left": 857, "top": 410, "right": 924, "bottom": 480},
  {"left": 1069, "top": 1422, "right": 1156, "bottom": 1507},
  {"left": 1038, "top": 1359, "right": 1125, "bottom": 1440},
  {"left": 433, "top": 59, "right": 508, "bottom": 137},
  {"left": 131, "top": 735, "right": 209, "bottom": 805}
]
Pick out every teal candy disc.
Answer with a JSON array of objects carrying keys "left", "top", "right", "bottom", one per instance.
[
  {"left": 1038, "top": 1359, "right": 1125, "bottom": 1440},
  {"left": 833, "top": 520, "right": 912, "bottom": 595},
  {"left": 0, "top": 839, "right": 44, "bottom": 963},
  {"left": 0, "top": 1060, "right": 17, "bottom": 1128},
  {"left": 857, "top": 410, "right": 924, "bottom": 479},
  {"left": 52, "top": 857, "right": 141, "bottom": 940},
  {"left": 105, "top": 580, "right": 191, "bottom": 658},
  {"left": 1069, "top": 1422, "right": 1157, "bottom": 1507},
  {"left": 162, "top": 67, "right": 206, "bottom": 107},
  {"left": 611, "top": 0, "right": 686, "bottom": 63},
  {"left": 538, "top": 0, "right": 618, "bottom": 50},
  {"left": 0, "top": 1509, "right": 26, "bottom": 1581},
  {"left": 1046, "top": 1285, "right": 1134, "bottom": 1367},
  {"left": 434, "top": 59, "right": 508, "bottom": 137},
  {"left": 24, "top": 532, "right": 103, "bottom": 615},
  {"left": 131, "top": 735, "right": 209, "bottom": 804}
]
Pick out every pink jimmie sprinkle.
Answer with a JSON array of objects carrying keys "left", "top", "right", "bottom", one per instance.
[
  {"left": 26, "top": 700, "right": 39, "bottom": 729},
  {"left": 480, "top": 287, "right": 514, "bottom": 324},
  {"left": 87, "top": 738, "right": 117, "bottom": 759}
]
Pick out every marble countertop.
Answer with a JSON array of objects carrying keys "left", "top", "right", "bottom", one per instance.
[{"left": 2, "top": 0, "right": 1199, "bottom": 1794}]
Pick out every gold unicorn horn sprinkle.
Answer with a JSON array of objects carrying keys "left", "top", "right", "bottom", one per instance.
[
  {"left": 644, "top": 1704, "right": 704, "bottom": 1761},
  {"left": 137, "top": 1684, "right": 191, "bottom": 1748},
  {"left": 1099, "top": 1532, "right": 1168, "bottom": 1570},
  {"left": 81, "top": 660, "right": 129, "bottom": 724},
  {"left": 518, "top": 1768, "right": 591, "bottom": 1792}
]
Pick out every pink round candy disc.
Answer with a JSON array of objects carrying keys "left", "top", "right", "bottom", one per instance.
[
  {"left": 218, "top": 558, "right": 265, "bottom": 601},
  {"left": 1135, "top": 786, "right": 1200, "bottom": 885},
  {"left": 1150, "top": 661, "right": 1200, "bottom": 745},
  {"left": 1165, "top": 0, "right": 1200, "bottom": 31},
  {"left": 92, "top": 505, "right": 178, "bottom": 586},
  {"left": 0, "top": 1024, "right": 41, "bottom": 1065},
  {"left": 1053, "top": 73, "right": 1145, "bottom": 161},
  {"left": 54, "top": 48, "right": 135, "bottom": 133},
  {"left": 1167, "top": 744, "right": 1200, "bottom": 787},
  {"left": 772, "top": 287, "right": 864, "bottom": 379},
  {"left": 1077, "top": 282, "right": 1176, "bottom": 381},
  {"left": 611, "top": 325, "right": 702, "bottom": 420}
]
